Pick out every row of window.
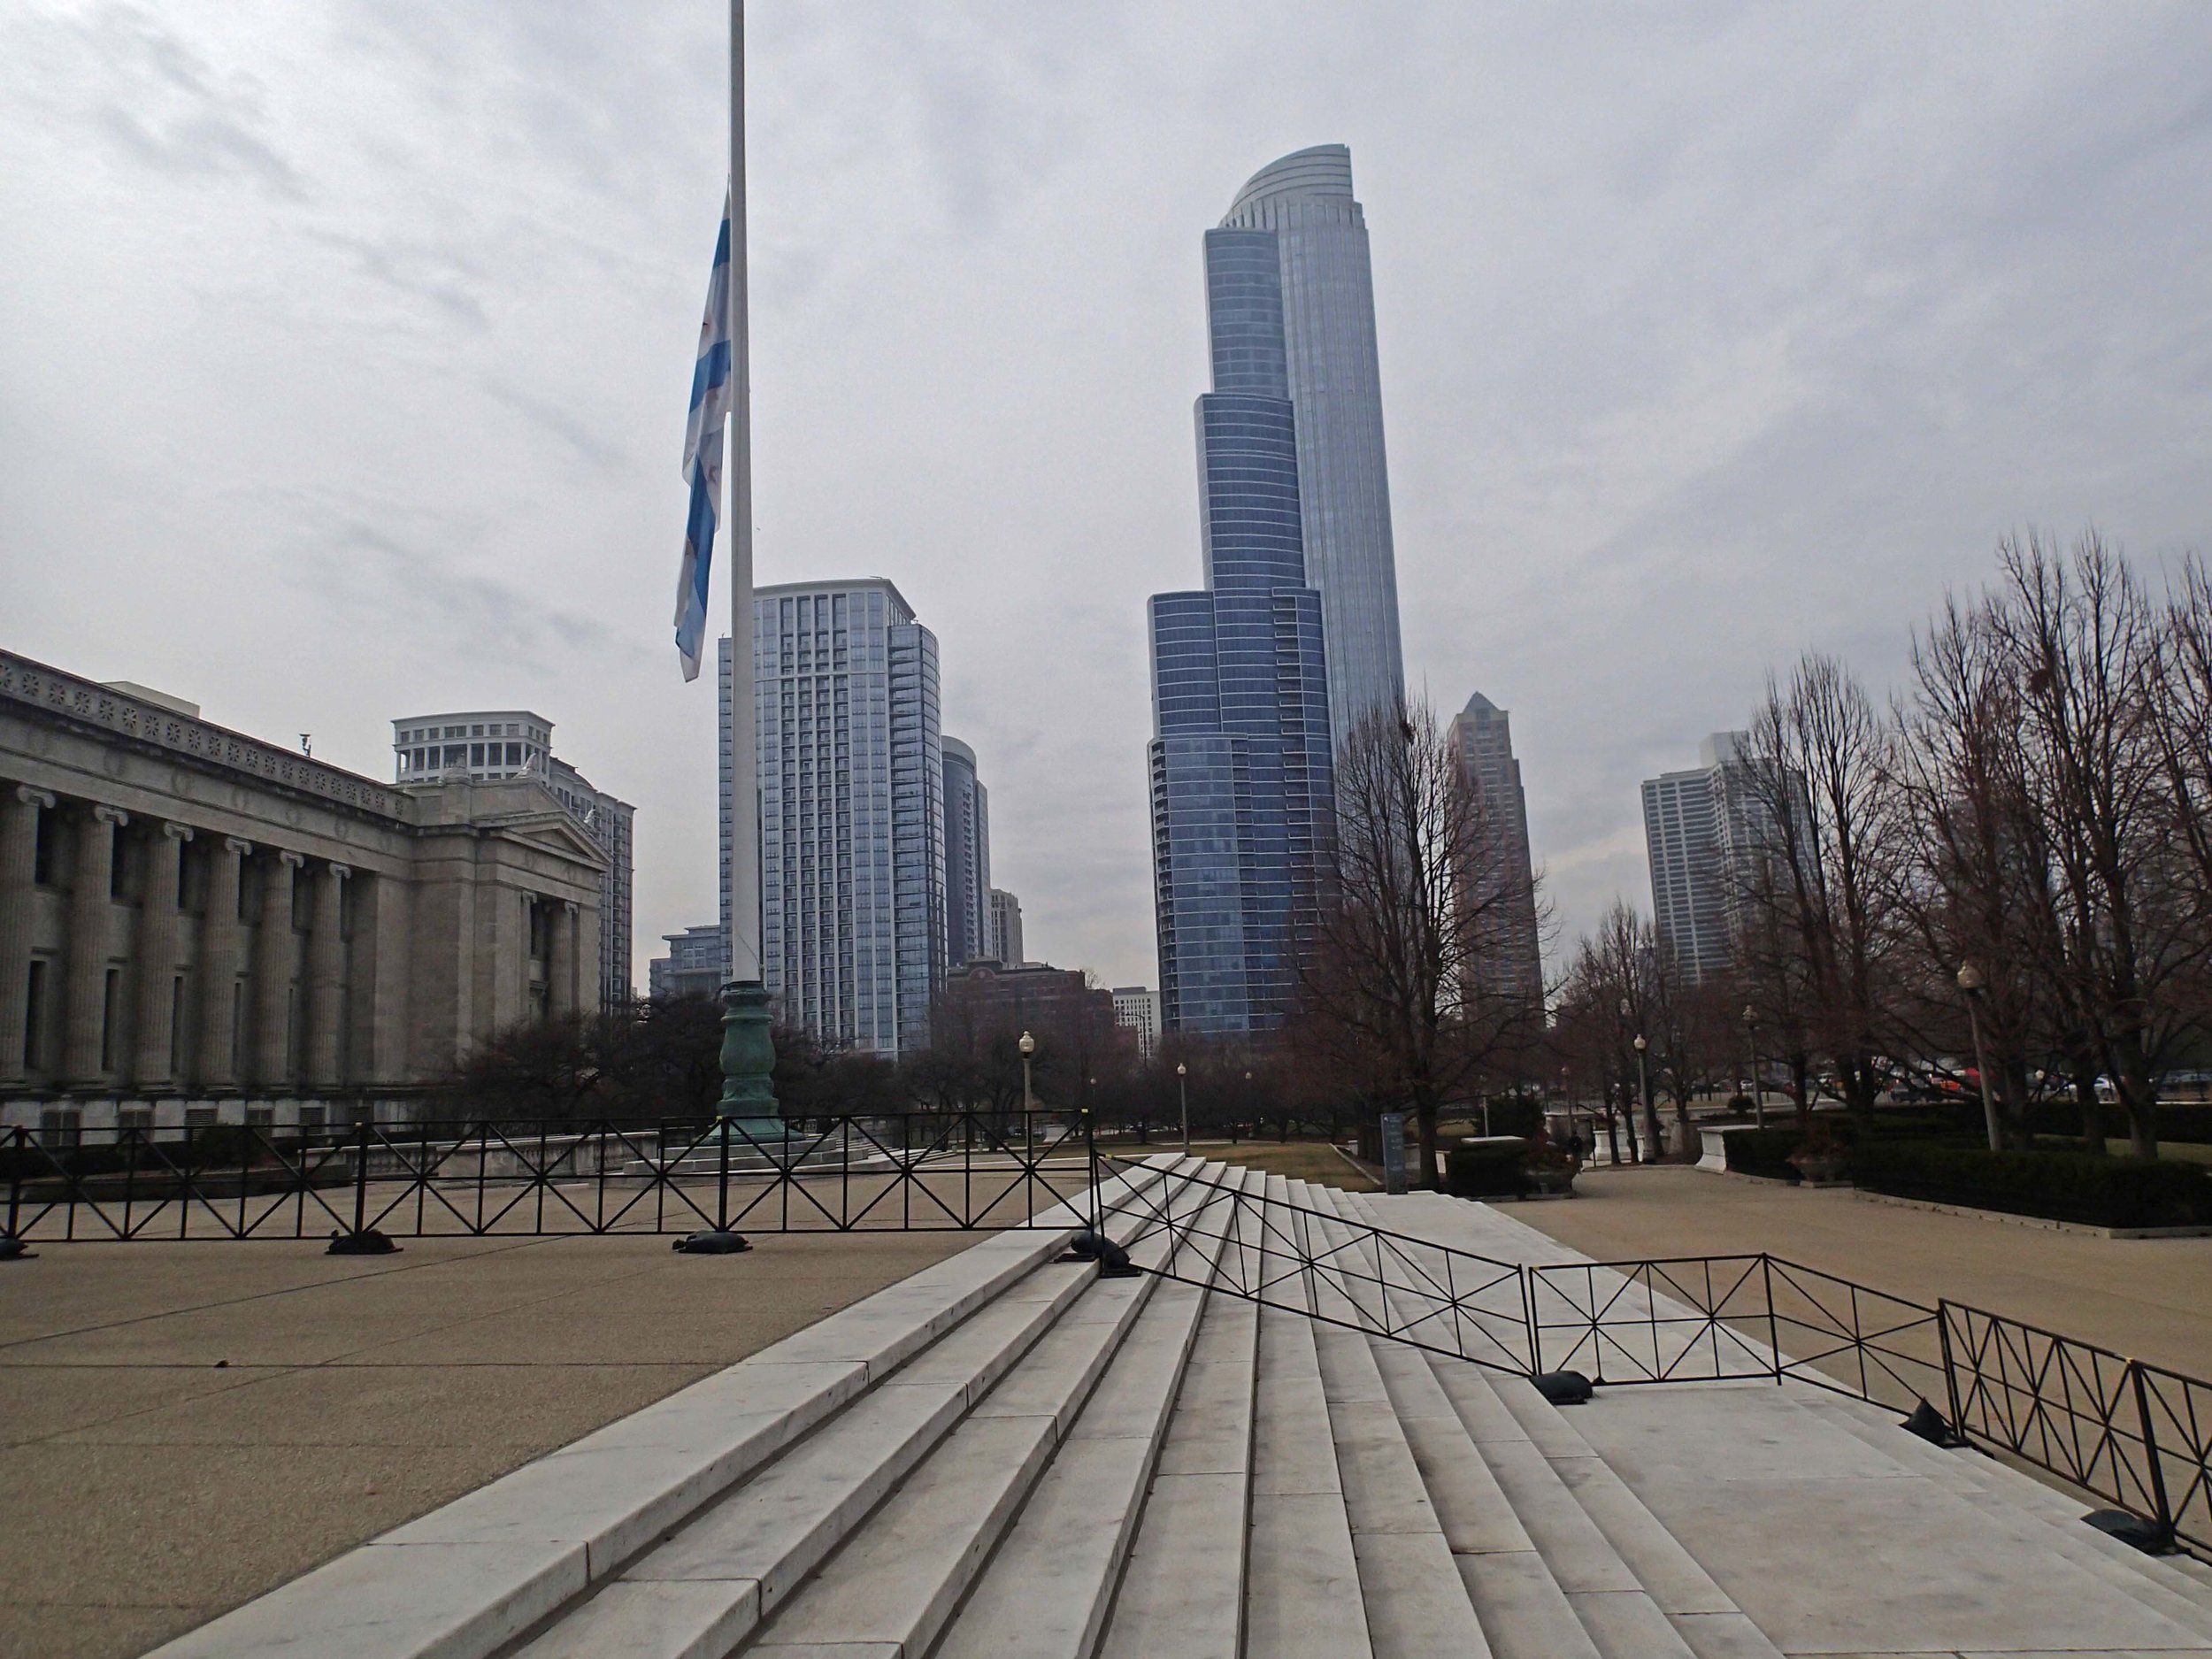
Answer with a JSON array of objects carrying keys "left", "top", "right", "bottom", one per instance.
[{"left": 396, "top": 720, "right": 545, "bottom": 746}]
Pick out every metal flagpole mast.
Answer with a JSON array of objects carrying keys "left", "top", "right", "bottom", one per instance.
[
  {"left": 727, "top": 0, "right": 758, "bottom": 988},
  {"left": 713, "top": 0, "right": 778, "bottom": 1133}
]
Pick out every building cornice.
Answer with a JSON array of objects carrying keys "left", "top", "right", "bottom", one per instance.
[{"left": 1, "top": 650, "right": 406, "bottom": 823}]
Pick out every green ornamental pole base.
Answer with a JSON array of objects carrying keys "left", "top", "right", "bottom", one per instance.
[{"left": 716, "top": 979, "right": 782, "bottom": 1140}]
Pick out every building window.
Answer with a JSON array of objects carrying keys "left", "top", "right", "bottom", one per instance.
[
  {"left": 298, "top": 1104, "right": 326, "bottom": 1140},
  {"left": 471, "top": 725, "right": 484, "bottom": 737},
  {"left": 118, "top": 1106, "right": 154, "bottom": 1138},
  {"left": 245, "top": 1105, "right": 274, "bottom": 1131},
  {"left": 506, "top": 742, "right": 521, "bottom": 765},
  {"left": 21, "top": 958, "right": 45, "bottom": 1068},
  {"left": 38, "top": 1108, "right": 81, "bottom": 1150},
  {"left": 100, "top": 967, "right": 119, "bottom": 1071},
  {"left": 185, "top": 1106, "right": 217, "bottom": 1128}
]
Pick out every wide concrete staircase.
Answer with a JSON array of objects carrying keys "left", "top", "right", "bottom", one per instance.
[{"left": 151, "top": 1159, "right": 2212, "bottom": 1659}]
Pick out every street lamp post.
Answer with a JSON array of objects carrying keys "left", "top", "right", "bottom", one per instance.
[
  {"left": 1956, "top": 964, "right": 2002, "bottom": 1152},
  {"left": 1177, "top": 1061, "right": 1189, "bottom": 1154},
  {"left": 1561, "top": 1065, "right": 1578, "bottom": 1157},
  {"left": 1742, "top": 1004, "right": 1765, "bottom": 1131},
  {"left": 1633, "top": 1033, "right": 1653, "bottom": 1158},
  {"left": 1018, "top": 1030, "right": 1036, "bottom": 1118}
]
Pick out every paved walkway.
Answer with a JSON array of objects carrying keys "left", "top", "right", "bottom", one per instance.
[
  {"left": 0, "top": 1230, "right": 972, "bottom": 1659},
  {"left": 1512, "top": 1164, "right": 2212, "bottom": 1378}
]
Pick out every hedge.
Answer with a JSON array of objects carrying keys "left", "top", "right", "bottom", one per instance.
[
  {"left": 2022, "top": 1102, "right": 2212, "bottom": 1146},
  {"left": 1445, "top": 1142, "right": 1528, "bottom": 1199},
  {"left": 1849, "top": 1140, "right": 2212, "bottom": 1229},
  {"left": 1721, "top": 1127, "right": 1808, "bottom": 1182}
]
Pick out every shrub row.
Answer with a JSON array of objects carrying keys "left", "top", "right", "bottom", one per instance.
[
  {"left": 2021, "top": 1102, "right": 2212, "bottom": 1146},
  {"left": 1849, "top": 1140, "right": 2212, "bottom": 1229},
  {"left": 1444, "top": 1142, "right": 1530, "bottom": 1199},
  {"left": 1720, "top": 1127, "right": 1809, "bottom": 1182}
]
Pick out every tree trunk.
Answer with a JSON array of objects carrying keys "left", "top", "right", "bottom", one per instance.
[
  {"left": 1617, "top": 1079, "right": 1642, "bottom": 1165},
  {"left": 2070, "top": 1064, "right": 2105, "bottom": 1154},
  {"left": 1414, "top": 1094, "right": 1442, "bottom": 1191}
]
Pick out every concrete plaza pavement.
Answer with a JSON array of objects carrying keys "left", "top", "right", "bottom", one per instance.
[
  {"left": 0, "top": 1229, "right": 973, "bottom": 1659},
  {"left": 1512, "top": 1163, "right": 2212, "bottom": 1379}
]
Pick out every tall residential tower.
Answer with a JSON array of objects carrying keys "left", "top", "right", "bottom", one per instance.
[
  {"left": 1147, "top": 145, "right": 1404, "bottom": 1035},
  {"left": 1450, "top": 693, "right": 1543, "bottom": 1005},
  {"left": 941, "top": 737, "right": 993, "bottom": 969},
  {"left": 719, "top": 580, "right": 946, "bottom": 1057}
]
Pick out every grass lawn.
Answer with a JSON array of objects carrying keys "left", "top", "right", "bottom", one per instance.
[{"left": 1200, "top": 1139, "right": 1379, "bottom": 1191}]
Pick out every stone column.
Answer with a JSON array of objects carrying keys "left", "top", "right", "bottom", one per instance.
[
  {"left": 133, "top": 823, "right": 193, "bottom": 1091},
  {"left": 196, "top": 837, "right": 250, "bottom": 1090},
  {"left": 252, "top": 850, "right": 303, "bottom": 1089},
  {"left": 308, "top": 862, "right": 350, "bottom": 1087},
  {"left": 549, "top": 900, "right": 580, "bottom": 1019},
  {"left": 0, "top": 786, "right": 55, "bottom": 1087},
  {"left": 64, "top": 805, "right": 127, "bottom": 1087}
]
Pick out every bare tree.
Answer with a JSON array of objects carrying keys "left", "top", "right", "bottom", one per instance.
[
  {"left": 1298, "top": 698, "right": 1548, "bottom": 1188},
  {"left": 1991, "top": 531, "right": 2200, "bottom": 1158},
  {"left": 1734, "top": 654, "right": 1905, "bottom": 1129}
]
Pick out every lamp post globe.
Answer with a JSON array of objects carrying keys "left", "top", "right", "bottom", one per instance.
[
  {"left": 1018, "top": 1030, "right": 1035, "bottom": 1116},
  {"left": 1954, "top": 965, "right": 2001, "bottom": 1150},
  {"left": 1176, "top": 1061, "right": 1190, "bottom": 1154}
]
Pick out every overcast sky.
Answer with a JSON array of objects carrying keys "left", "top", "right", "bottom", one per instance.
[{"left": 4, "top": 2, "right": 2209, "bottom": 995}]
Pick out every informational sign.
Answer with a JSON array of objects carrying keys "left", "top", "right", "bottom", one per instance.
[{"left": 1379, "top": 1112, "right": 1408, "bottom": 1194}]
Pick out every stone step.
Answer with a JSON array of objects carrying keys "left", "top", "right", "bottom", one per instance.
[
  {"left": 1291, "top": 1179, "right": 1493, "bottom": 1658},
  {"left": 933, "top": 1167, "right": 1258, "bottom": 1659},
  {"left": 136, "top": 1160, "right": 1179, "bottom": 1659},
  {"left": 1245, "top": 1301, "right": 1376, "bottom": 1655},
  {"left": 1094, "top": 1169, "right": 1268, "bottom": 1659},
  {"left": 501, "top": 1162, "right": 1196, "bottom": 1659},
  {"left": 1799, "top": 1391, "right": 2212, "bottom": 1642},
  {"left": 1328, "top": 1186, "right": 1763, "bottom": 1659},
  {"left": 740, "top": 1164, "right": 1251, "bottom": 1659}
]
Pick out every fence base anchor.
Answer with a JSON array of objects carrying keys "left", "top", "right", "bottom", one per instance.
[
  {"left": 0, "top": 1234, "right": 35, "bottom": 1262},
  {"left": 1901, "top": 1399, "right": 1964, "bottom": 1448},
  {"left": 1532, "top": 1371, "right": 1595, "bottom": 1405},
  {"left": 674, "top": 1229, "right": 752, "bottom": 1255},
  {"left": 2084, "top": 1508, "right": 2172, "bottom": 1555},
  {"left": 327, "top": 1228, "right": 398, "bottom": 1256}
]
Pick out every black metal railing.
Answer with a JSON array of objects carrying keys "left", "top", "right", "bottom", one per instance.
[
  {"left": 11, "top": 1122, "right": 2212, "bottom": 1557},
  {"left": 0, "top": 1114, "right": 1101, "bottom": 1240}
]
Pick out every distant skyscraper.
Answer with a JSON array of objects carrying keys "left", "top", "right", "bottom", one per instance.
[
  {"left": 1148, "top": 143, "right": 1405, "bottom": 1035},
  {"left": 720, "top": 580, "right": 946, "bottom": 1058},
  {"left": 941, "top": 736, "right": 993, "bottom": 969},
  {"left": 391, "top": 710, "right": 634, "bottom": 1009},
  {"left": 1111, "top": 986, "right": 1158, "bottom": 1059},
  {"left": 649, "top": 923, "right": 726, "bottom": 1001},
  {"left": 1641, "top": 731, "right": 1789, "bottom": 986},
  {"left": 1218, "top": 143, "right": 1406, "bottom": 749},
  {"left": 1450, "top": 693, "right": 1543, "bottom": 1004},
  {"left": 988, "top": 887, "right": 1024, "bottom": 966}
]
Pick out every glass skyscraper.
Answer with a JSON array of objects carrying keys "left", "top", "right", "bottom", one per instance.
[
  {"left": 719, "top": 580, "right": 946, "bottom": 1057},
  {"left": 1148, "top": 145, "right": 1406, "bottom": 1035},
  {"left": 941, "top": 736, "right": 992, "bottom": 968},
  {"left": 1218, "top": 144, "right": 1406, "bottom": 751}
]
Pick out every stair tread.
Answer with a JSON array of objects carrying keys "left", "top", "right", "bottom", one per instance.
[
  {"left": 1097, "top": 1170, "right": 1264, "bottom": 1659},
  {"left": 933, "top": 1168, "right": 1248, "bottom": 1659}
]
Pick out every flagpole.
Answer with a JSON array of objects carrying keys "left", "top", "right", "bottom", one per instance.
[
  {"left": 727, "top": 0, "right": 758, "bottom": 987},
  {"left": 714, "top": 0, "right": 777, "bottom": 1134}
]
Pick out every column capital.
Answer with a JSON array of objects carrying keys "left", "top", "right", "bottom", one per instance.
[
  {"left": 161, "top": 822, "right": 196, "bottom": 842},
  {"left": 275, "top": 849, "right": 306, "bottom": 870},
  {"left": 92, "top": 804, "right": 129, "bottom": 827},
  {"left": 326, "top": 862, "right": 353, "bottom": 880},
  {"left": 12, "top": 785, "right": 55, "bottom": 810},
  {"left": 223, "top": 836, "right": 253, "bottom": 856},
  {"left": 562, "top": 899, "right": 580, "bottom": 916}
]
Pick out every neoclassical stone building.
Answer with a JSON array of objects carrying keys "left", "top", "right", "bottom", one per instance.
[{"left": 0, "top": 650, "right": 605, "bottom": 1134}]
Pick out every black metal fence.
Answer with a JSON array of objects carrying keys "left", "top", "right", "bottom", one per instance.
[
  {"left": 1096, "top": 1157, "right": 2212, "bottom": 1559},
  {"left": 11, "top": 1121, "right": 2212, "bottom": 1556},
  {"left": 0, "top": 1114, "right": 1101, "bottom": 1240}
]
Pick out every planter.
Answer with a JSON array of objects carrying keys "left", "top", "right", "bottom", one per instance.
[
  {"left": 1528, "top": 1166, "right": 1576, "bottom": 1197},
  {"left": 1790, "top": 1156, "right": 1847, "bottom": 1185}
]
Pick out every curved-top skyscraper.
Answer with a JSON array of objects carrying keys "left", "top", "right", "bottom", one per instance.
[
  {"left": 1146, "top": 144, "right": 1404, "bottom": 1035},
  {"left": 1219, "top": 143, "right": 1406, "bottom": 749}
]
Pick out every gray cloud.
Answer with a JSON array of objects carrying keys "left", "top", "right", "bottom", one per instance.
[{"left": 4, "top": 0, "right": 2208, "bottom": 994}]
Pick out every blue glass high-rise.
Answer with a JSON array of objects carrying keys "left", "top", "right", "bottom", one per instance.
[{"left": 1148, "top": 224, "right": 1336, "bottom": 1034}]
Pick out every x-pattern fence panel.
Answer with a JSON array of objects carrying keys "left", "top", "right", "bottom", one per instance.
[
  {"left": 12, "top": 1126, "right": 2212, "bottom": 1556},
  {"left": 0, "top": 1115, "right": 1099, "bottom": 1240}
]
